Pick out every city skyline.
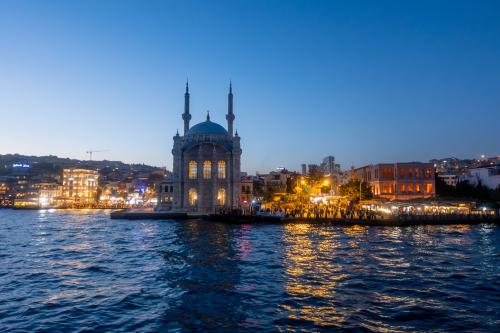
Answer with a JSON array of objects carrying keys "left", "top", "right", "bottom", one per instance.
[{"left": 1, "top": 1, "right": 500, "bottom": 173}]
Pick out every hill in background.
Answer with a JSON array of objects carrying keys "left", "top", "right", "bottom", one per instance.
[{"left": 0, "top": 153, "right": 163, "bottom": 177}]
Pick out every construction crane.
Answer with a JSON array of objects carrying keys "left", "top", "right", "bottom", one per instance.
[{"left": 86, "top": 149, "right": 109, "bottom": 161}]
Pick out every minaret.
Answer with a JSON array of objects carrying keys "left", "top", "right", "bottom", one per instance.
[
  {"left": 182, "top": 80, "right": 191, "bottom": 134},
  {"left": 226, "top": 81, "right": 235, "bottom": 136}
]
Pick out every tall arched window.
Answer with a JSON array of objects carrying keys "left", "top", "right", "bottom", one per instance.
[
  {"left": 188, "top": 188, "right": 197, "bottom": 206},
  {"left": 188, "top": 161, "right": 197, "bottom": 179},
  {"left": 217, "top": 188, "right": 226, "bottom": 205},
  {"left": 203, "top": 161, "right": 212, "bottom": 179},
  {"left": 217, "top": 160, "right": 226, "bottom": 179}
]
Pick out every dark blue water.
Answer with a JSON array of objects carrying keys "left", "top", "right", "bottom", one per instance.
[{"left": 0, "top": 210, "right": 499, "bottom": 332}]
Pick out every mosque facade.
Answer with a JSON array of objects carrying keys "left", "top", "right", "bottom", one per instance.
[{"left": 157, "top": 82, "right": 241, "bottom": 213}]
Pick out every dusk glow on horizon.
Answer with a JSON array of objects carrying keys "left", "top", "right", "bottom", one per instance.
[{"left": 1, "top": 0, "right": 499, "bottom": 173}]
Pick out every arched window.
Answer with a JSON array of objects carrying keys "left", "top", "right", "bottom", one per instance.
[
  {"left": 188, "top": 161, "right": 197, "bottom": 179},
  {"left": 217, "top": 188, "right": 226, "bottom": 205},
  {"left": 188, "top": 188, "right": 197, "bottom": 206},
  {"left": 203, "top": 161, "right": 212, "bottom": 179},
  {"left": 217, "top": 160, "right": 226, "bottom": 179}
]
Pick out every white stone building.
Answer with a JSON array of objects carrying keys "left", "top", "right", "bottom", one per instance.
[
  {"left": 157, "top": 82, "right": 241, "bottom": 213},
  {"left": 438, "top": 174, "right": 459, "bottom": 187},
  {"left": 460, "top": 166, "right": 500, "bottom": 190}
]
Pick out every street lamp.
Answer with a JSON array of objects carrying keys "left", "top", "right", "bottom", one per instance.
[{"left": 359, "top": 180, "right": 363, "bottom": 202}]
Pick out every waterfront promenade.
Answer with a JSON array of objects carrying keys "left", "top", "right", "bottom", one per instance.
[{"left": 110, "top": 208, "right": 500, "bottom": 226}]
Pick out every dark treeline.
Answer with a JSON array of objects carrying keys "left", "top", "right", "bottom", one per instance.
[{"left": 436, "top": 173, "right": 500, "bottom": 207}]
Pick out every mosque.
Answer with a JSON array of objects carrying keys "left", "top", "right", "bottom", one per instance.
[{"left": 157, "top": 82, "right": 242, "bottom": 213}]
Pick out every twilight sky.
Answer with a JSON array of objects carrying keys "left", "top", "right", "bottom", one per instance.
[{"left": 1, "top": 0, "right": 499, "bottom": 173}]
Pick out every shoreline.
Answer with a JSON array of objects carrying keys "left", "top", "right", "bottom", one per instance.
[
  {"left": 3, "top": 208, "right": 498, "bottom": 226},
  {"left": 109, "top": 210, "right": 500, "bottom": 226}
]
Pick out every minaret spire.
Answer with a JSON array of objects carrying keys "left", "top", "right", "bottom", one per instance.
[
  {"left": 226, "top": 81, "right": 234, "bottom": 136},
  {"left": 182, "top": 80, "right": 191, "bottom": 134}
]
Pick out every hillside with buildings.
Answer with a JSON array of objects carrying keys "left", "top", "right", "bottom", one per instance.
[
  {"left": 0, "top": 154, "right": 166, "bottom": 208},
  {"left": 1, "top": 152, "right": 499, "bottom": 210},
  {"left": 0, "top": 154, "right": 161, "bottom": 175}
]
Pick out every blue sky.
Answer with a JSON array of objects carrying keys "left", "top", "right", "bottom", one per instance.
[{"left": 1, "top": 0, "right": 499, "bottom": 173}]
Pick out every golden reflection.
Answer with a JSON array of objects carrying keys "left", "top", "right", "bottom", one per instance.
[
  {"left": 378, "top": 227, "right": 403, "bottom": 241},
  {"left": 344, "top": 225, "right": 369, "bottom": 249},
  {"left": 282, "top": 304, "right": 345, "bottom": 326},
  {"left": 281, "top": 223, "right": 349, "bottom": 325},
  {"left": 344, "top": 225, "right": 368, "bottom": 237}
]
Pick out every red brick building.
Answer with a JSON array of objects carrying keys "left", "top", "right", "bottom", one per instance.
[{"left": 354, "top": 162, "right": 435, "bottom": 200}]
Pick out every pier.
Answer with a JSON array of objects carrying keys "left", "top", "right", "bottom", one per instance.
[
  {"left": 110, "top": 209, "right": 189, "bottom": 220},
  {"left": 110, "top": 209, "right": 500, "bottom": 226}
]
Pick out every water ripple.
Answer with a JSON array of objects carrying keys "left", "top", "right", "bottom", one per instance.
[{"left": 0, "top": 210, "right": 499, "bottom": 332}]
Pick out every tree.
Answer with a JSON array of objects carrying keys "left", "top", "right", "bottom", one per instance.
[
  {"left": 308, "top": 167, "right": 323, "bottom": 182},
  {"left": 286, "top": 172, "right": 301, "bottom": 193},
  {"left": 147, "top": 172, "right": 165, "bottom": 182},
  {"left": 435, "top": 177, "right": 499, "bottom": 208},
  {"left": 435, "top": 173, "right": 456, "bottom": 197},
  {"left": 339, "top": 179, "right": 372, "bottom": 202},
  {"left": 491, "top": 186, "right": 500, "bottom": 206}
]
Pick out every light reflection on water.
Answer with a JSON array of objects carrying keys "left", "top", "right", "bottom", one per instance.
[
  {"left": 282, "top": 223, "right": 349, "bottom": 327},
  {"left": 0, "top": 210, "right": 499, "bottom": 332}
]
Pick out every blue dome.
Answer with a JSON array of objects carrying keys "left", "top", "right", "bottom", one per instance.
[{"left": 187, "top": 120, "right": 228, "bottom": 135}]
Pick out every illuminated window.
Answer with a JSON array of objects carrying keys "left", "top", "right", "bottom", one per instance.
[
  {"left": 203, "top": 161, "right": 212, "bottom": 179},
  {"left": 188, "top": 188, "right": 197, "bottom": 206},
  {"left": 400, "top": 183, "right": 405, "bottom": 192},
  {"left": 217, "top": 160, "right": 226, "bottom": 179},
  {"left": 426, "top": 183, "right": 433, "bottom": 193},
  {"left": 416, "top": 184, "right": 421, "bottom": 192},
  {"left": 217, "top": 188, "right": 226, "bottom": 205},
  {"left": 188, "top": 161, "right": 197, "bottom": 179},
  {"left": 408, "top": 183, "right": 413, "bottom": 193}
]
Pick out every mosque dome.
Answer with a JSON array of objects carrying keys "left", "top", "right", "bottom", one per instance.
[
  {"left": 162, "top": 82, "right": 241, "bottom": 215},
  {"left": 187, "top": 118, "right": 228, "bottom": 136}
]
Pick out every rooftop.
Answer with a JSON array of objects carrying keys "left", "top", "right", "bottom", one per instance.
[{"left": 187, "top": 118, "right": 228, "bottom": 136}]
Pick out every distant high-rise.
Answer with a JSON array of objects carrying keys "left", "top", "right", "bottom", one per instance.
[
  {"left": 307, "top": 164, "right": 321, "bottom": 175},
  {"left": 321, "top": 155, "right": 339, "bottom": 175},
  {"left": 301, "top": 164, "right": 307, "bottom": 175}
]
